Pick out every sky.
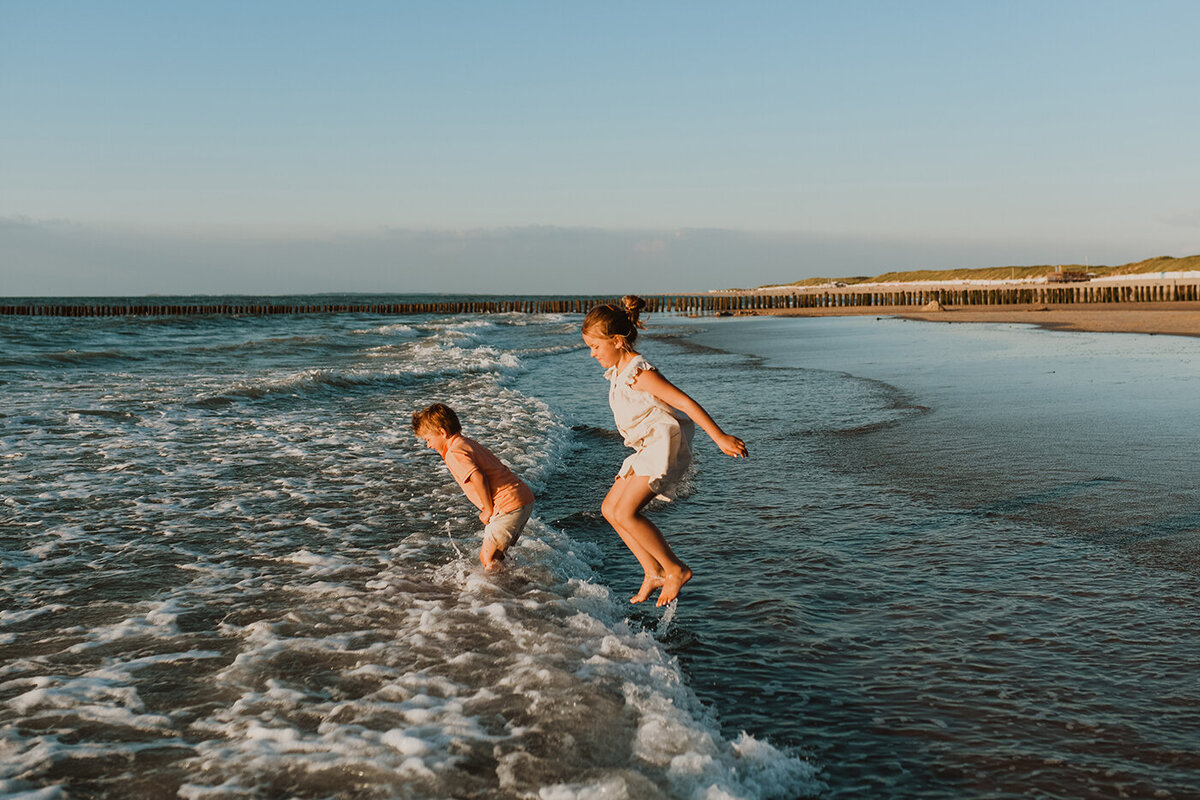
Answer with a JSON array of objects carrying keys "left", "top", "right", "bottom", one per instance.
[{"left": 3, "top": 0, "right": 1200, "bottom": 296}]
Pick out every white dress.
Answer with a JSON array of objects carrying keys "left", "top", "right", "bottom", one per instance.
[{"left": 605, "top": 355, "right": 695, "bottom": 501}]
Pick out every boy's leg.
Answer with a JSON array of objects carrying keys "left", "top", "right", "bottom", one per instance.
[
  {"left": 481, "top": 505, "right": 532, "bottom": 570},
  {"left": 479, "top": 536, "right": 501, "bottom": 569}
]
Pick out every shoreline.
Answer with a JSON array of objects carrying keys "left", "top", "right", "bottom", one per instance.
[{"left": 734, "top": 301, "right": 1200, "bottom": 338}]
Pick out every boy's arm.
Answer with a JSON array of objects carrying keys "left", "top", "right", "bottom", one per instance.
[
  {"left": 631, "top": 369, "right": 748, "bottom": 458},
  {"left": 463, "top": 470, "right": 495, "bottom": 522},
  {"left": 445, "top": 446, "right": 496, "bottom": 521}
]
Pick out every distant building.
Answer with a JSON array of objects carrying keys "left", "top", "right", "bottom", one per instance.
[{"left": 1047, "top": 271, "right": 1092, "bottom": 283}]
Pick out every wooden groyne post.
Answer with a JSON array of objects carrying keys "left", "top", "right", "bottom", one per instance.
[
  {"left": 3, "top": 281, "right": 1199, "bottom": 318},
  {"left": 0, "top": 298, "right": 610, "bottom": 318}
]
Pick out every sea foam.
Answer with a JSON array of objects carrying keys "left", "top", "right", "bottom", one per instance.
[{"left": 1, "top": 310, "right": 821, "bottom": 799}]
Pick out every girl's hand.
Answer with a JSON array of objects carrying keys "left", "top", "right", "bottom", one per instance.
[
  {"left": 717, "top": 434, "right": 748, "bottom": 459},
  {"left": 479, "top": 508, "right": 493, "bottom": 524}
]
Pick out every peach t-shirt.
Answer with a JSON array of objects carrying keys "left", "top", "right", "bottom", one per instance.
[{"left": 438, "top": 434, "right": 534, "bottom": 516}]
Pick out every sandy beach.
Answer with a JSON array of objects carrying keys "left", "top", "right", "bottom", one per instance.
[{"left": 744, "top": 301, "right": 1200, "bottom": 338}]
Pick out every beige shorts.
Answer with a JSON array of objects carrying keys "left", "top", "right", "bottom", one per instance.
[{"left": 484, "top": 503, "right": 533, "bottom": 551}]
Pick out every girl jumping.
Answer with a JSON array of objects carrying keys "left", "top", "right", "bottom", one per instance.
[{"left": 582, "top": 304, "right": 748, "bottom": 607}]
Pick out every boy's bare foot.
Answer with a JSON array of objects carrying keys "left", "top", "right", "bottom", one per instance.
[
  {"left": 630, "top": 574, "right": 664, "bottom": 604},
  {"left": 656, "top": 566, "right": 692, "bottom": 607},
  {"left": 479, "top": 548, "right": 505, "bottom": 571}
]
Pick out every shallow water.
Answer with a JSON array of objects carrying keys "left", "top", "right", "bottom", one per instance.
[
  {"left": 2, "top": 305, "right": 1199, "bottom": 798},
  {"left": 678, "top": 315, "right": 1200, "bottom": 799},
  {"left": 0, "top": 306, "right": 815, "bottom": 800}
]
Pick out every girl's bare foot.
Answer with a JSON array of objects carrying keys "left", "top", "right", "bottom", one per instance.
[
  {"left": 630, "top": 573, "right": 664, "bottom": 604},
  {"left": 656, "top": 566, "right": 692, "bottom": 606}
]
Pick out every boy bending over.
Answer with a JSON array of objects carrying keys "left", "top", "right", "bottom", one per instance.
[{"left": 412, "top": 403, "right": 535, "bottom": 569}]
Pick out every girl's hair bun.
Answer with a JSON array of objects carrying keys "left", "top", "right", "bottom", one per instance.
[{"left": 621, "top": 295, "right": 646, "bottom": 328}]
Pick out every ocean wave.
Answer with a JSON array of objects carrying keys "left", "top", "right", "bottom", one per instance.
[
  {"left": 162, "top": 522, "right": 820, "bottom": 799},
  {"left": 365, "top": 337, "right": 521, "bottom": 369},
  {"left": 192, "top": 348, "right": 522, "bottom": 405},
  {"left": 1, "top": 415, "right": 819, "bottom": 799},
  {"left": 2, "top": 311, "right": 824, "bottom": 799},
  {"left": 445, "top": 319, "right": 499, "bottom": 330},
  {"left": 350, "top": 322, "right": 418, "bottom": 336},
  {"left": 67, "top": 409, "right": 143, "bottom": 424},
  {"left": 0, "top": 349, "right": 138, "bottom": 368},
  {"left": 180, "top": 334, "right": 345, "bottom": 357},
  {"left": 194, "top": 367, "right": 421, "bottom": 403},
  {"left": 517, "top": 343, "right": 582, "bottom": 358}
]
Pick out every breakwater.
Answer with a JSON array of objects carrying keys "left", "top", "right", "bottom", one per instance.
[
  {"left": 3, "top": 280, "right": 1199, "bottom": 317},
  {"left": 700, "top": 280, "right": 1200, "bottom": 312},
  {"left": 0, "top": 298, "right": 601, "bottom": 318}
]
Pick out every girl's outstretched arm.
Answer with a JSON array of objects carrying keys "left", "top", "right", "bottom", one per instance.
[{"left": 631, "top": 368, "right": 748, "bottom": 458}]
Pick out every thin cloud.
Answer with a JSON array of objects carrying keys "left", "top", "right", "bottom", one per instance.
[
  {"left": 1159, "top": 211, "right": 1200, "bottom": 229},
  {"left": 3, "top": 219, "right": 1193, "bottom": 297}
]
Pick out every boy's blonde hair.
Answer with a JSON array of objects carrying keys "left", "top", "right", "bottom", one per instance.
[
  {"left": 412, "top": 403, "right": 462, "bottom": 435},
  {"left": 583, "top": 303, "right": 639, "bottom": 346}
]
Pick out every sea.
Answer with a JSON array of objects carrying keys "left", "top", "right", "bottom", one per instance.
[{"left": 2, "top": 296, "right": 1198, "bottom": 799}]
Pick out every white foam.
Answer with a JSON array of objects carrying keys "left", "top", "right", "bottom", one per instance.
[
  {"left": 4, "top": 673, "right": 172, "bottom": 732},
  {"left": 0, "top": 731, "right": 71, "bottom": 800},
  {"left": 538, "top": 774, "right": 661, "bottom": 800},
  {"left": 65, "top": 599, "right": 184, "bottom": 652},
  {"left": 350, "top": 322, "right": 417, "bottom": 336},
  {"left": 2, "top": 311, "right": 822, "bottom": 799},
  {"left": 166, "top": 514, "right": 817, "bottom": 796},
  {"left": 0, "top": 784, "right": 66, "bottom": 800},
  {"left": 283, "top": 548, "right": 347, "bottom": 569},
  {"left": 0, "top": 606, "right": 66, "bottom": 626},
  {"left": 200, "top": 338, "right": 524, "bottom": 403}
]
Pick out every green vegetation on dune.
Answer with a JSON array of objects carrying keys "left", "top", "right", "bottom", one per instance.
[
  {"left": 784, "top": 276, "right": 872, "bottom": 287},
  {"left": 766, "top": 254, "right": 1200, "bottom": 289},
  {"left": 1117, "top": 254, "right": 1200, "bottom": 274}
]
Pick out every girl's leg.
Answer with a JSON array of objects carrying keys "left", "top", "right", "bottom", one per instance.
[
  {"left": 602, "top": 475, "right": 692, "bottom": 605},
  {"left": 602, "top": 477, "right": 663, "bottom": 601}
]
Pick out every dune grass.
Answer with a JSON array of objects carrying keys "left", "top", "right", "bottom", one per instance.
[{"left": 770, "top": 254, "right": 1200, "bottom": 288}]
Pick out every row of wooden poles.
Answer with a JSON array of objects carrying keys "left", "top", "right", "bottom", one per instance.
[
  {"left": 716, "top": 281, "right": 1200, "bottom": 311},
  {"left": 3, "top": 282, "right": 1198, "bottom": 318}
]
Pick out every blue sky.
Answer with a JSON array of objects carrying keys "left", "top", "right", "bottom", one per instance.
[{"left": 3, "top": 1, "right": 1199, "bottom": 295}]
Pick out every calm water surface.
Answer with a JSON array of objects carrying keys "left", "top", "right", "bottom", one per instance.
[{"left": 677, "top": 315, "right": 1200, "bottom": 799}]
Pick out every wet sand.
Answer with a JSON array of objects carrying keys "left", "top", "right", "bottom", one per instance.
[{"left": 746, "top": 301, "right": 1200, "bottom": 338}]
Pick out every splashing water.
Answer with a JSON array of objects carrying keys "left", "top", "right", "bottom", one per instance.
[
  {"left": 657, "top": 599, "right": 678, "bottom": 636},
  {"left": 446, "top": 520, "right": 465, "bottom": 560}
]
